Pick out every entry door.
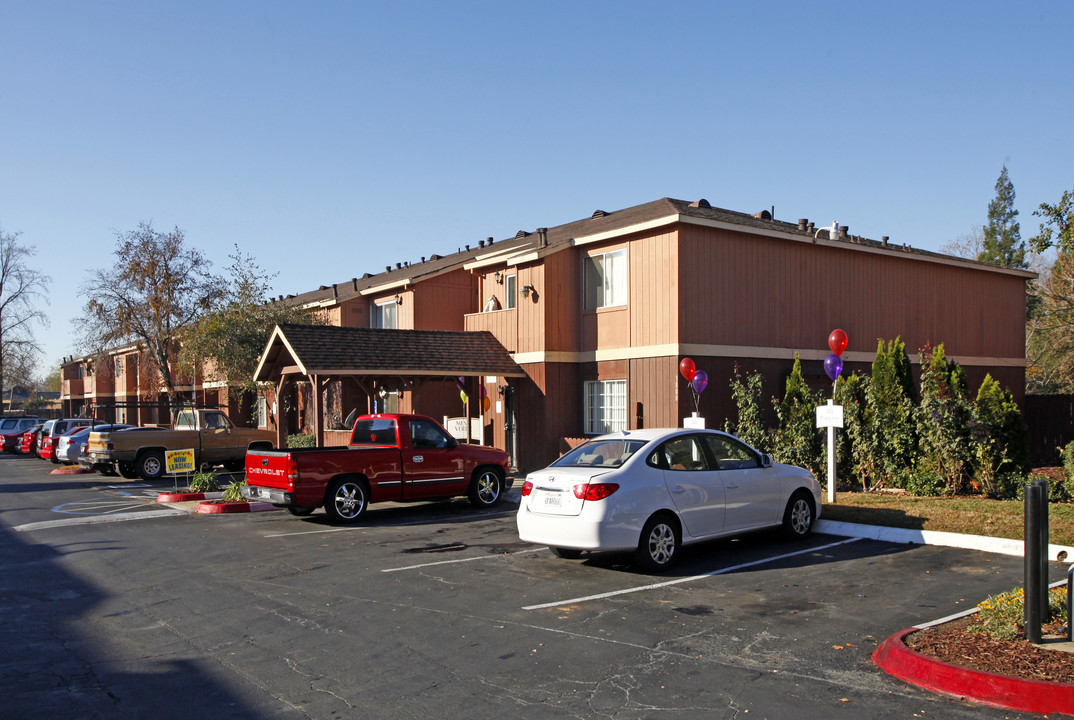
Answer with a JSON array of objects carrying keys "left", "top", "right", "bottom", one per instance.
[{"left": 401, "top": 418, "right": 468, "bottom": 499}]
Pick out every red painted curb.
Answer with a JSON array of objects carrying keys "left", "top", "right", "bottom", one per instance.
[
  {"left": 158, "top": 492, "right": 207, "bottom": 502},
  {"left": 873, "top": 627, "right": 1074, "bottom": 715},
  {"left": 195, "top": 500, "right": 275, "bottom": 514}
]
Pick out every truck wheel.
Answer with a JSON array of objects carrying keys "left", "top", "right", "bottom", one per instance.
[
  {"left": 137, "top": 451, "right": 165, "bottom": 481},
  {"left": 324, "top": 477, "right": 368, "bottom": 523},
  {"left": 468, "top": 467, "right": 504, "bottom": 508},
  {"left": 117, "top": 463, "right": 139, "bottom": 479}
]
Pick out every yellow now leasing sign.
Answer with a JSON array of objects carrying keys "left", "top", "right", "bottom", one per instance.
[{"left": 166, "top": 449, "right": 196, "bottom": 474}]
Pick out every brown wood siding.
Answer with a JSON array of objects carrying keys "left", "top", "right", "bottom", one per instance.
[
  {"left": 629, "top": 230, "right": 678, "bottom": 348},
  {"left": 627, "top": 356, "right": 681, "bottom": 429},
  {"left": 540, "top": 251, "right": 579, "bottom": 352},
  {"left": 413, "top": 269, "right": 474, "bottom": 331},
  {"left": 464, "top": 308, "right": 518, "bottom": 353},
  {"left": 678, "top": 224, "right": 1027, "bottom": 361}
]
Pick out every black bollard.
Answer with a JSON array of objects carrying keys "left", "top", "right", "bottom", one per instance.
[
  {"left": 1035, "top": 479, "right": 1051, "bottom": 621},
  {"left": 1025, "top": 483, "right": 1043, "bottom": 643}
]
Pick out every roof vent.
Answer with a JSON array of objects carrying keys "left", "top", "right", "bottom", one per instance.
[
  {"left": 386, "top": 266, "right": 391, "bottom": 272},
  {"left": 430, "top": 254, "right": 441, "bottom": 261},
  {"left": 479, "top": 239, "right": 486, "bottom": 247},
  {"left": 882, "top": 236, "right": 889, "bottom": 246},
  {"left": 396, "top": 262, "right": 403, "bottom": 269},
  {"left": 592, "top": 209, "right": 608, "bottom": 218},
  {"left": 487, "top": 236, "right": 494, "bottom": 245},
  {"left": 838, "top": 225, "right": 849, "bottom": 239},
  {"left": 753, "top": 210, "right": 772, "bottom": 220},
  {"left": 689, "top": 199, "right": 711, "bottom": 208},
  {"left": 319, "top": 285, "right": 327, "bottom": 290},
  {"left": 537, "top": 227, "right": 549, "bottom": 249},
  {"left": 362, "top": 272, "right": 373, "bottom": 278},
  {"left": 798, "top": 218, "right": 808, "bottom": 231},
  {"left": 515, "top": 230, "right": 529, "bottom": 238}
]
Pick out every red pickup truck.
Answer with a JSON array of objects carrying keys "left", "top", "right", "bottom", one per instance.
[{"left": 242, "top": 413, "right": 511, "bottom": 523}]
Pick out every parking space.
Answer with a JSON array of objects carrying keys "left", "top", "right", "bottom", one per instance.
[{"left": 1, "top": 458, "right": 1048, "bottom": 718}]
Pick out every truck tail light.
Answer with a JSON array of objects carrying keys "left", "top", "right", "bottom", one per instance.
[
  {"left": 286, "top": 454, "right": 299, "bottom": 482},
  {"left": 521, "top": 480, "right": 533, "bottom": 496},
  {"left": 572, "top": 483, "right": 620, "bottom": 501}
]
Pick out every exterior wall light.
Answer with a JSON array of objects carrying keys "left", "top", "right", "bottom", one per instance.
[{"left": 520, "top": 284, "right": 535, "bottom": 299}]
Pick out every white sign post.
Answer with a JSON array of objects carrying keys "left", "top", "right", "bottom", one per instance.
[{"left": 815, "top": 400, "right": 843, "bottom": 503}]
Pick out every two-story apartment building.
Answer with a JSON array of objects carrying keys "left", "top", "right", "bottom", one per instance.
[{"left": 63, "top": 195, "right": 1032, "bottom": 472}]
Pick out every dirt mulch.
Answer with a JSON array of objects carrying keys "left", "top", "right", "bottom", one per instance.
[{"left": 907, "top": 615, "right": 1074, "bottom": 684}]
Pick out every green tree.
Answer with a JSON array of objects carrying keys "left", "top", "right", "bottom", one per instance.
[
  {"left": 0, "top": 226, "right": 50, "bottom": 404},
  {"left": 978, "top": 165, "right": 1026, "bottom": 268},
  {"left": 1030, "top": 188, "right": 1074, "bottom": 254},
  {"left": 971, "top": 374, "right": 1029, "bottom": 497},
  {"left": 834, "top": 371, "right": 868, "bottom": 490},
  {"left": 1026, "top": 250, "right": 1074, "bottom": 392},
  {"left": 180, "top": 246, "right": 322, "bottom": 394},
  {"left": 916, "top": 344, "right": 973, "bottom": 495},
  {"left": 867, "top": 338, "right": 917, "bottom": 486},
  {"left": 771, "top": 354, "right": 822, "bottom": 477},
  {"left": 723, "top": 364, "right": 767, "bottom": 452},
  {"left": 79, "top": 223, "right": 222, "bottom": 403}
]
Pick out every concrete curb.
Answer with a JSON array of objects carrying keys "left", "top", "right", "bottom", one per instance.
[
  {"left": 195, "top": 500, "right": 275, "bottom": 514},
  {"left": 873, "top": 628, "right": 1074, "bottom": 714},
  {"left": 814, "top": 519, "right": 1074, "bottom": 562},
  {"left": 50, "top": 466, "right": 91, "bottom": 475}
]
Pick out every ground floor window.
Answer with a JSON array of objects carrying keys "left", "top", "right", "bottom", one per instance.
[
  {"left": 257, "top": 396, "right": 268, "bottom": 427},
  {"left": 584, "top": 379, "right": 626, "bottom": 434}
]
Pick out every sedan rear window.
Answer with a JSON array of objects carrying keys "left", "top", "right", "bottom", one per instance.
[{"left": 553, "top": 439, "right": 648, "bottom": 468}]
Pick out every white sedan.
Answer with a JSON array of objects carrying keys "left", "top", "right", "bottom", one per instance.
[{"left": 516, "top": 428, "right": 822, "bottom": 572}]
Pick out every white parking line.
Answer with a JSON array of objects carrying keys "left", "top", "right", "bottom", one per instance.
[
  {"left": 14, "top": 509, "right": 189, "bottom": 532},
  {"left": 382, "top": 547, "right": 545, "bottom": 573},
  {"left": 522, "top": 537, "right": 863, "bottom": 611}
]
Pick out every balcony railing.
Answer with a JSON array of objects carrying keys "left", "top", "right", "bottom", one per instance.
[{"left": 464, "top": 309, "right": 517, "bottom": 354}]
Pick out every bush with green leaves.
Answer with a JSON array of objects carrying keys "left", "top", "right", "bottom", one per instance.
[
  {"left": 916, "top": 344, "right": 974, "bottom": 495},
  {"left": 971, "top": 585, "right": 1067, "bottom": 641},
  {"left": 723, "top": 365, "right": 768, "bottom": 452},
  {"left": 771, "top": 354, "right": 823, "bottom": 478},
  {"left": 287, "top": 433, "right": 316, "bottom": 448},
  {"left": 188, "top": 468, "right": 219, "bottom": 493},
  {"left": 971, "top": 374, "right": 1030, "bottom": 498},
  {"left": 834, "top": 372, "right": 868, "bottom": 489},
  {"left": 222, "top": 479, "right": 245, "bottom": 503}
]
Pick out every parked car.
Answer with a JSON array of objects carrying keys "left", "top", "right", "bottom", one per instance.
[
  {"left": 516, "top": 428, "right": 822, "bottom": 572},
  {"left": 56, "top": 424, "right": 131, "bottom": 465},
  {"left": 20, "top": 424, "right": 45, "bottom": 455},
  {"left": 0, "top": 416, "right": 40, "bottom": 453},
  {"left": 39, "top": 418, "right": 95, "bottom": 463},
  {"left": 243, "top": 413, "right": 511, "bottom": 523}
]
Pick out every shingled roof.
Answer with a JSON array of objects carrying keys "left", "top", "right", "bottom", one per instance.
[
  {"left": 277, "top": 196, "right": 1030, "bottom": 309},
  {"left": 253, "top": 324, "right": 526, "bottom": 382}
]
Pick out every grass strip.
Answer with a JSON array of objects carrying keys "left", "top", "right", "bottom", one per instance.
[{"left": 822, "top": 492, "right": 1074, "bottom": 547}]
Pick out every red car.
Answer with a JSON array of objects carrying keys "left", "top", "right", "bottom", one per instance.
[
  {"left": 19, "top": 424, "right": 44, "bottom": 455},
  {"left": 0, "top": 416, "right": 41, "bottom": 453}
]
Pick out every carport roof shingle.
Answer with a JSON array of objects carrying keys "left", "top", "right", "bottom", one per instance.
[{"left": 254, "top": 323, "right": 526, "bottom": 382}]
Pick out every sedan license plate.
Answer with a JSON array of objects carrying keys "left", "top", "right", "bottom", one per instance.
[{"left": 543, "top": 493, "right": 562, "bottom": 507}]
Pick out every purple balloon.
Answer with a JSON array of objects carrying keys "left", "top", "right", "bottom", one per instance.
[
  {"left": 691, "top": 370, "right": 708, "bottom": 394},
  {"left": 824, "top": 353, "right": 843, "bottom": 382}
]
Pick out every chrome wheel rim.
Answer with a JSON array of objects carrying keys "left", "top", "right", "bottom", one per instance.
[
  {"left": 143, "top": 457, "right": 161, "bottom": 476},
  {"left": 334, "top": 483, "right": 365, "bottom": 519},
  {"left": 647, "top": 523, "right": 676, "bottom": 565},
  {"left": 476, "top": 472, "right": 500, "bottom": 504},
  {"left": 790, "top": 499, "right": 811, "bottom": 535}
]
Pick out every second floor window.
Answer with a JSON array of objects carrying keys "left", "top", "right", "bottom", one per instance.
[
  {"left": 371, "top": 300, "right": 397, "bottom": 329},
  {"left": 505, "top": 274, "right": 517, "bottom": 310},
  {"left": 584, "top": 249, "right": 627, "bottom": 310},
  {"left": 115, "top": 357, "right": 124, "bottom": 377}
]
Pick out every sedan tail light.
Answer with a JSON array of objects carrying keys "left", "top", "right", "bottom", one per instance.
[
  {"left": 521, "top": 480, "right": 533, "bottom": 496},
  {"left": 572, "top": 483, "right": 620, "bottom": 501}
]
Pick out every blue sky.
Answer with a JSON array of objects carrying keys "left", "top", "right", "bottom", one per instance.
[{"left": 2, "top": 1, "right": 1072, "bottom": 374}]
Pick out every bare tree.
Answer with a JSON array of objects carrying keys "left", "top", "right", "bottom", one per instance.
[
  {"left": 79, "top": 223, "right": 222, "bottom": 403},
  {"left": 0, "top": 226, "right": 51, "bottom": 409},
  {"left": 940, "top": 225, "right": 985, "bottom": 259}
]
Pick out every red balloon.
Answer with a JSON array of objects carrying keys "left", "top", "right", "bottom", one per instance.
[
  {"left": 679, "top": 357, "right": 696, "bottom": 381},
  {"left": 828, "top": 329, "right": 848, "bottom": 356}
]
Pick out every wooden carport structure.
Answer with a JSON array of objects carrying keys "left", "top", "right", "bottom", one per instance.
[{"left": 253, "top": 323, "right": 527, "bottom": 454}]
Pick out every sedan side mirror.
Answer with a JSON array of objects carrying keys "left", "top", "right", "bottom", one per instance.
[{"left": 761, "top": 454, "right": 773, "bottom": 468}]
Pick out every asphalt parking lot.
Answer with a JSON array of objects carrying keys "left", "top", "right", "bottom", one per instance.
[{"left": 0, "top": 453, "right": 1061, "bottom": 719}]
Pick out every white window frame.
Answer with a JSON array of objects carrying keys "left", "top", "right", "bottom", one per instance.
[
  {"left": 584, "top": 379, "right": 627, "bottom": 434},
  {"left": 583, "top": 249, "right": 627, "bottom": 310},
  {"left": 371, "top": 299, "right": 398, "bottom": 329},
  {"left": 505, "top": 274, "right": 517, "bottom": 310}
]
